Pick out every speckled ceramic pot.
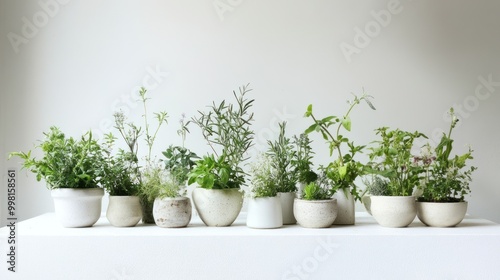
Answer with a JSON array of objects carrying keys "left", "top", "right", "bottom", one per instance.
[
  {"left": 246, "top": 196, "right": 283, "bottom": 229},
  {"left": 277, "top": 192, "right": 297, "bottom": 225},
  {"left": 294, "top": 198, "right": 338, "bottom": 228},
  {"left": 332, "top": 191, "right": 355, "bottom": 225},
  {"left": 153, "top": 197, "right": 192, "bottom": 228},
  {"left": 417, "top": 201, "right": 467, "bottom": 227},
  {"left": 192, "top": 188, "right": 243, "bottom": 227},
  {"left": 106, "top": 196, "right": 142, "bottom": 227},
  {"left": 51, "top": 188, "right": 104, "bottom": 228},
  {"left": 370, "top": 196, "right": 417, "bottom": 228}
]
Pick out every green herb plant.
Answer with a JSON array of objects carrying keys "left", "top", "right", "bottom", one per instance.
[
  {"left": 292, "top": 133, "right": 318, "bottom": 185},
  {"left": 267, "top": 122, "right": 296, "bottom": 193},
  {"left": 9, "top": 127, "right": 104, "bottom": 189},
  {"left": 304, "top": 91, "right": 375, "bottom": 199},
  {"left": 417, "top": 108, "right": 477, "bottom": 202},
  {"left": 367, "top": 127, "right": 427, "bottom": 196},
  {"left": 188, "top": 84, "right": 254, "bottom": 189},
  {"left": 248, "top": 153, "right": 278, "bottom": 198}
]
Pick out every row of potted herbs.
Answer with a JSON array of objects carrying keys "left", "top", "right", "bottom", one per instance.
[{"left": 9, "top": 84, "right": 476, "bottom": 229}]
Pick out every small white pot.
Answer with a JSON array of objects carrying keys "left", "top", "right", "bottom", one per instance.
[
  {"left": 246, "top": 196, "right": 283, "bottom": 229},
  {"left": 192, "top": 188, "right": 243, "bottom": 227},
  {"left": 106, "top": 196, "right": 142, "bottom": 227},
  {"left": 370, "top": 196, "right": 417, "bottom": 228},
  {"left": 51, "top": 188, "right": 104, "bottom": 228},
  {"left": 153, "top": 197, "right": 192, "bottom": 228},
  {"left": 294, "top": 198, "right": 338, "bottom": 228},
  {"left": 417, "top": 201, "right": 468, "bottom": 227},
  {"left": 362, "top": 195, "right": 372, "bottom": 215},
  {"left": 277, "top": 192, "right": 297, "bottom": 225},
  {"left": 332, "top": 191, "right": 355, "bottom": 225}
]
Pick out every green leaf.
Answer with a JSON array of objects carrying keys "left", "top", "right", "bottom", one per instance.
[
  {"left": 304, "top": 104, "right": 313, "bottom": 117},
  {"left": 342, "top": 117, "right": 351, "bottom": 131},
  {"left": 338, "top": 165, "right": 347, "bottom": 179},
  {"left": 304, "top": 124, "right": 317, "bottom": 134}
]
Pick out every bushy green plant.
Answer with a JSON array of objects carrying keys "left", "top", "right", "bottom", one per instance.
[
  {"left": 304, "top": 91, "right": 375, "bottom": 199},
  {"left": 248, "top": 153, "right": 278, "bottom": 198},
  {"left": 367, "top": 127, "right": 427, "bottom": 196},
  {"left": 417, "top": 108, "right": 477, "bottom": 202},
  {"left": 189, "top": 84, "right": 254, "bottom": 189},
  {"left": 292, "top": 133, "right": 318, "bottom": 185},
  {"left": 302, "top": 182, "right": 331, "bottom": 200},
  {"left": 362, "top": 176, "right": 390, "bottom": 196},
  {"left": 267, "top": 122, "right": 296, "bottom": 193},
  {"left": 9, "top": 127, "right": 104, "bottom": 189},
  {"left": 141, "top": 161, "right": 185, "bottom": 200}
]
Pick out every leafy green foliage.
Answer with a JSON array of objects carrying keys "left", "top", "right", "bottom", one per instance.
[
  {"left": 141, "top": 161, "right": 184, "bottom": 200},
  {"left": 9, "top": 127, "right": 104, "bottom": 189},
  {"left": 267, "top": 122, "right": 297, "bottom": 193},
  {"left": 304, "top": 91, "right": 375, "bottom": 200},
  {"left": 292, "top": 134, "right": 318, "bottom": 184},
  {"left": 162, "top": 145, "right": 198, "bottom": 185},
  {"left": 190, "top": 84, "right": 254, "bottom": 189},
  {"left": 188, "top": 154, "right": 239, "bottom": 189},
  {"left": 302, "top": 182, "right": 331, "bottom": 200},
  {"left": 417, "top": 108, "right": 477, "bottom": 202},
  {"left": 363, "top": 176, "right": 390, "bottom": 196},
  {"left": 367, "top": 127, "right": 427, "bottom": 196},
  {"left": 100, "top": 133, "right": 140, "bottom": 196},
  {"left": 248, "top": 153, "right": 278, "bottom": 198}
]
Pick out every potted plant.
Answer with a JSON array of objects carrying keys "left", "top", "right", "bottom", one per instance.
[
  {"left": 294, "top": 173, "right": 338, "bottom": 228},
  {"left": 151, "top": 119, "right": 198, "bottom": 228},
  {"left": 304, "top": 91, "right": 375, "bottom": 225},
  {"left": 415, "top": 108, "right": 477, "bottom": 227},
  {"left": 267, "top": 122, "right": 298, "bottom": 225},
  {"left": 188, "top": 84, "right": 254, "bottom": 227},
  {"left": 9, "top": 127, "right": 105, "bottom": 228},
  {"left": 100, "top": 131, "right": 142, "bottom": 227},
  {"left": 246, "top": 153, "right": 283, "bottom": 229},
  {"left": 365, "top": 127, "right": 427, "bottom": 227}
]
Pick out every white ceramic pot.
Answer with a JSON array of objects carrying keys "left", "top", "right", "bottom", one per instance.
[
  {"left": 362, "top": 195, "right": 372, "bottom": 215},
  {"left": 293, "top": 198, "right": 338, "bottom": 228},
  {"left": 417, "top": 201, "right": 468, "bottom": 227},
  {"left": 192, "top": 188, "right": 243, "bottom": 227},
  {"left": 277, "top": 192, "right": 297, "bottom": 225},
  {"left": 51, "top": 188, "right": 104, "bottom": 228},
  {"left": 106, "top": 196, "right": 142, "bottom": 227},
  {"left": 332, "top": 191, "right": 355, "bottom": 225},
  {"left": 153, "top": 197, "right": 192, "bottom": 228},
  {"left": 246, "top": 196, "right": 283, "bottom": 229},
  {"left": 370, "top": 196, "right": 417, "bottom": 228}
]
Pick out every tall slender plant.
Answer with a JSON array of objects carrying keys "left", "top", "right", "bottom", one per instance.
[
  {"left": 188, "top": 84, "right": 254, "bottom": 189},
  {"left": 304, "top": 91, "right": 375, "bottom": 199}
]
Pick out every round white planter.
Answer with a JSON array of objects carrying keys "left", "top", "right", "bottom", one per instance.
[
  {"left": 293, "top": 198, "right": 338, "bottom": 228},
  {"left": 417, "top": 201, "right": 468, "bottom": 227},
  {"left": 277, "top": 192, "right": 296, "bottom": 225},
  {"left": 192, "top": 188, "right": 243, "bottom": 227},
  {"left": 361, "top": 195, "right": 372, "bottom": 215},
  {"left": 153, "top": 197, "right": 192, "bottom": 228},
  {"left": 370, "top": 196, "right": 417, "bottom": 228},
  {"left": 246, "top": 196, "right": 283, "bottom": 229},
  {"left": 332, "top": 191, "right": 355, "bottom": 225},
  {"left": 106, "top": 196, "right": 142, "bottom": 227},
  {"left": 51, "top": 188, "right": 104, "bottom": 228}
]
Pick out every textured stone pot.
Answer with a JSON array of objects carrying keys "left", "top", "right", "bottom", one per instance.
[
  {"left": 332, "top": 191, "right": 355, "bottom": 225},
  {"left": 106, "top": 196, "right": 142, "bottom": 227},
  {"left": 153, "top": 197, "right": 192, "bottom": 228},
  {"left": 140, "top": 196, "right": 155, "bottom": 224},
  {"left": 277, "top": 192, "right": 297, "bottom": 225},
  {"left": 51, "top": 188, "right": 104, "bottom": 228},
  {"left": 293, "top": 198, "right": 338, "bottom": 228},
  {"left": 417, "top": 201, "right": 468, "bottom": 227},
  {"left": 246, "top": 196, "right": 283, "bottom": 229},
  {"left": 370, "top": 196, "right": 417, "bottom": 228},
  {"left": 192, "top": 188, "right": 243, "bottom": 227}
]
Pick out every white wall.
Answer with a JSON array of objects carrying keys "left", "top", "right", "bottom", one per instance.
[{"left": 1, "top": 0, "right": 499, "bottom": 227}]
